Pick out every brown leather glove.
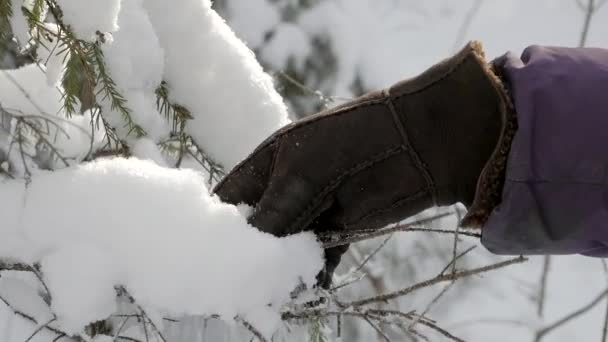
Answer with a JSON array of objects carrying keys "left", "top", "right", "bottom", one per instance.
[{"left": 213, "top": 41, "right": 516, "bottom": 288}]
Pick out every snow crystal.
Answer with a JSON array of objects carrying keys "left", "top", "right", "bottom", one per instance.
[
  {"left": 0, "top": 158, "right": 323, "bottom": 333},
  {"left": 55, "top": 0, "right": 120, "bottom": 41},
  {"left": 142, "top": 0, "right": 290, "bottom": 169}
]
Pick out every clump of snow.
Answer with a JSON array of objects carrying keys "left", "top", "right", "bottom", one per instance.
[
  {"left": 36, "top": 25, "right": 69, "bottom": 87},
  {"left": 99, "top": 0, "right": 169, "bottom": 142},
  {"left": 0, "top": 158, "right": 324, "bottom": 334},
  {"left": 0, "top": 66, "right": 105, "bottom": 170},
  {"left": 55, "top": 0, "right": 121, "bottom": 41},
  {"left": 9, "top": 0, "right": 31, "bottom": 45},
  {"left": 142, "top": 0, "right": 290, "bottom": 169},
  {"left": 0, "top": 64, "right": 63, "bottom": 116},
  {"left": 0, "top": 274, "right": 54, "bottom": 324},
  {"left": 130, "top": 137, "right": 168, "bottom": 166}
]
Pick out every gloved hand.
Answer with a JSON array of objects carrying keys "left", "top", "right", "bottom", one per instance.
[{"left": 213, "top": 41, "right": 516, "bottom": 288}]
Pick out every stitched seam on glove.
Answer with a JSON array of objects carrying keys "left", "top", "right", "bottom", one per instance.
[
  {"left": 384, "top": 92, "right": 437, "bottom": 206},
  {"left": 345, "top": 187, "right": 430, "bottom": 227},
  {"left": 287, "top": 145, "right": 405, "bottom": 234},
  {"left": 213, "top": 100, "right": 388, "bottom": 193}
]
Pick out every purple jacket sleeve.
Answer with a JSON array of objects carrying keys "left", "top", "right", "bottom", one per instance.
[{"left": 481, "top": 45, "right": 608, "bottom": 257}]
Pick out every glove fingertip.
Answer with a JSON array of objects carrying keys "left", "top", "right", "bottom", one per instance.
[{"left": 213, "top": 142, "right": 277, "bottom": 206}]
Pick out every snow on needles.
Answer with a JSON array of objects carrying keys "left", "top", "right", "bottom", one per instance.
[
  {"left": 55, "top": 0, "right": 121, "bottom": 40},
  {"left": 142, "top": 0, "right": 290, "bottom": 169},
  {"left": 0, "top": 158, "right": 324, "bottom": 335}
]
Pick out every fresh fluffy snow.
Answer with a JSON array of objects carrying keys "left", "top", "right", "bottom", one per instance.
[
  {"left": 55, "top": 0, "right": 121, "bottom": 40},
  {"left": 142, "top": 0, "right": 290, "bottom": 169},
  {"left": 0, "top": 158, "right": 324, "bottom": 334},
  {"left": 99, "top": 0, "right": 169, "bottom": 142},
  {"left": 0, "top": 65, "right": 105, "bottom": 172}
]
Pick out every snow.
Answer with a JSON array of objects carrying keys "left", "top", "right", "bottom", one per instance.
[
  {"left": 99, "top": 0, "right": 169, "bottom": 142},
  {"left": 130, "top": 137, "right": 168, "bottom": 166},
  {"left": 0, "top": 64, "right": 63, "bottom": 116},
  {"left": 0, "top": 158, "right": 324, "bottom": 335},
  {"left": 9, "top": 0, "right": 30, "bottom": 45},
  {"left": 55, "top": 0, "right": 121, "bottom": 41},
  {"left": 142, "top": 0, "right": 290, "bottom": 169},
  {"left": 223, "top": 0, "right": 281, "bottom": 48}
]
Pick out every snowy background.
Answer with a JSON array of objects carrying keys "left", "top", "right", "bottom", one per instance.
[{"left": 1, "top": 0, "right": 608, "bottom": 341}]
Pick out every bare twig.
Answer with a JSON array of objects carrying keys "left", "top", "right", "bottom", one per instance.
[
  {"left": 0, "top": 260, "right": 33, "bottom": 272},
  {"left": 601, "top": 260, "right": 608, "bottom": 342},
  {"left": 367, "top": 309, "right": 465, "bottom": 342},
  {"left": 363, "top": 315, "right": 391, "bottom": 342},
  {"left": 439, "top": 246, "right": 477, "bottom": 276},
  {"left": 115, "top": 286, "right": 167, "bottom": 342},
  {"left": 0, "top": 294, "right": 65, "bottom": 339},
  {"left": 353, "top": 234, "right": 393, "bottom": 275},
  {"left": 321, "top": 213, "right": 480, "bottom": 249},
  {"left": 534, "top": 287, "right": 608, "bottom": 342},
  {"left": 236, "top": 316, "right": 268, "bottom": 342},
  {"left": 452, "top": 0, "right": 484, "bottom": 52},
  {"left": 578, "top": 0, "right": 606, "bottom": 47},
  {"left": 24, "top": 317, "right": 57, "bottom": 342},
  {"left": 113, "top": 315, "right": 132, "bottom": 341},
  {"left": 346, "top": 256, "right": 527, "bottom": 307},
  {"left": 537, "top": 256, "right": 551, "bottom": 318},
  {"left": 277, "top": 71, "right": 351, "bottom": 105}
]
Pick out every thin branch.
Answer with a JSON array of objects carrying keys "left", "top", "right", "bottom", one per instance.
[
  {"left": 277, "top": 71, "right": 351, "bottom": 105},
  {"left": 367, "top": 309, "right": 465, "bottom": 342},
  {"left": 0, "top": 260, "right": 33, "bottom": 272},
  {"left": 24, "top": 317, "right": 57, "bottom": 342},
  {"left": 601, "top": 259, "right": 608, "bottom": 342},
  {"left": 535, "top": 287, "right": 608, "bottom": 342},
  {"left": 115, "top": 286, "right": 167, "bottom": 342},
  {"left": 578, "top": 0, "right": 605, "bottom": 47},
  {"left": 353, "top": 234, "right": 393, "bottom": 275},
  {"left": 346, "top": 256, "right": 527, "bottom": 307},
  {"left": 452, "top": 0, "right": 484, "bottom": 52},
  {"left": 236, "top": 316, "right": 268, "bottom": 342},
  {"left": 439, "top": 246, "right": 477, "bottom": 276},
  {"left": 320, "top": 212, "right": 479, "bottom": 248},
  {"left": 0, "top": 294, "right": 66, "bottom": 339},
  {"left": 537, "top": 256, "right": 551, "bottom": 318},
  {"left": 113, "top": 315, "right": 131, "bottom": 341},
  {"left": 363, "top": 315, "right": 391, "bottom": 342}
]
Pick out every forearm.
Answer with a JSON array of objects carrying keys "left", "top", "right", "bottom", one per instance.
[{"left": 479, "top": 45, "right": 608, "bottom": 256}]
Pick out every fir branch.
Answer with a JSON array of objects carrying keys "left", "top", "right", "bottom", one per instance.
[
  {"left": 155, "top": 81, "right": 193, "bottom": 134},
  {"left": 61, "top": 50, "right": 86, "bottom": 115},
  {"left": 89, "top": 43, "right": 145, "bottom": 137},
  {"left": 0, "top": 0, "right": 12, "bottom": 43},
  {"left": 236, "top": 316, "right": 268, "bottom": 342},
  {"left": 26, "top": 0, "right": 46, "bottom": 33},
  {"left": 308, "top": 317, "right": 328, "bottom": 342}
]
